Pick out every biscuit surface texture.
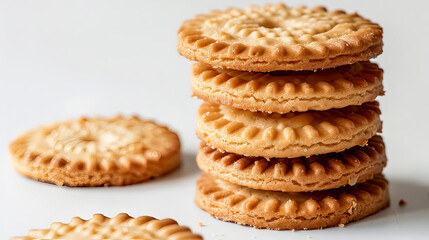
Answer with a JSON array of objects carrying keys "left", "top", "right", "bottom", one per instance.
[
  {"left": 197, "top": 135, "right": 386, "bottom": 192},
  {"left": 197, "top": 102, "right": 381, "bottom": 158},
  {"left": 191, "top": 62, "right": 383, "bottom": 113},
  {"left": 178, "top": 4, "right": 383, "bottom": 71},
  {"left": 9, "top": 116, "right": 181, "bottom": 186},
  {"left": 12, "top": 213, "right": 202, "bottom": 240},
  {"left": 195, "top": 174, "right": 389, "bottom": 230}
]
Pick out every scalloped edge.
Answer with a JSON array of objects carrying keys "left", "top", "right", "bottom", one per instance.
[
  {"left": 8, "top": 116, "right": 181, "bottom": 186},
  {"left": 197, "top": 101, "right": 382, "bottom": 158},
  {"left": 178, "top": 4, "right": 383, "bottom": 71},
  {"left": 191, "top": 61, "right": 384, "bottom": 113},
  {"left": 195, "top": 173, "right": 389, "bottom": 230},
  {"left": 197, "top": 135, "right": 386, "bottom": 192},
  {"left": 12, "top": 213, "right": 202, "bottom": 240}
]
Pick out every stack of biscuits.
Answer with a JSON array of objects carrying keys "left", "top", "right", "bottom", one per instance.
[{"left": 178, "top": 4, "right": 389, "bottom": 230}]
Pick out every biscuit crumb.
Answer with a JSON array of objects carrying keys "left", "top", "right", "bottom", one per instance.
[
  {"left": 291, "top": 229, "right": 295, "bottom": 232},
  {"left": 198, "top": 222, "right": 203, "bottom": 227},
  {"left": 338, "top": 223, "right": 345, "bottom": 228},
  {"left": 399, "top": 199, "right": 406, "bottom": 206}
]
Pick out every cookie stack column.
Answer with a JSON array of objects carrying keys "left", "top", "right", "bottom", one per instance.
[{"left": 178, "top": 4, "right": 388, "bottom": 230}]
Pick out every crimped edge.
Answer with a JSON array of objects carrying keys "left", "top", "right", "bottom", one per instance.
[
  {"left": 11, "top": 213, "right": 202, "bottom": 240},
  {"left": 195, "top": 174, "right": 389, "bottom": 230},
  {"left": 10, "top": 151, "right": 181, "bottom": 186},
  {"left": 197, "top": 102, "right": 382, "bottom": 158},
  {"left": 8, "top": 116, "right": 181, "bottom": 186},
  {"left": 178, "top": 4, "right": 383, "bottom": 71},
  {"left": 191, "top": 62, "right": 384, "bottom": 113},
  {"left": 197, "top": 135, "right": 386, "bottom": 192}
]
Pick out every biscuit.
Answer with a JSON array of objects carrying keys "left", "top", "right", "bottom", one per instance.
[
  {"left": 197, "top": 101, "right": 381, "bottom": 158},
  {"left": 178, "top": 4, "right": 383, "bottom": 72},
  {"left": 195, "top": 173, "right": 389, "bottom": 230},
  {"left": 197, "top": 135, "right": 386, "bottom": 192},
  {"left": 9, "top": 116, "right": 181, "bottom": 186},
  {"left": 12, "top": 213, "right": 202, "bottom": 240},
  {"left": 191, "top": 61, "right": 383, "bottom": 113}
]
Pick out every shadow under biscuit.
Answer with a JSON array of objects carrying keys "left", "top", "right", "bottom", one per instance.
[
  {"left": 16, "top": 151, "right": 200, "bottom": 189},
  {"left": 344, "top": 177, "right": 429, "bottom": 228},
  {"left": 100, "top": 151, "right": 201, "bottom": 189},
  {"left": 149, "top": 151, "right": 201, "bottom": 183}
]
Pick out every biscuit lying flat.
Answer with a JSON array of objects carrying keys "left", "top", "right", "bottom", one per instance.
[
  {"left": 197, "top": 102, "right": 381, "bottom": 158},
  {"left": 178, "top": 4, "right": 383, "bottom": 71},
  {"left": 191, "top": 62, "right": 383, "bottom": 113},
  {"left": 12, "top": 213, "right": 202, "bottom": 240},
  {"left": 9, "top": 116, "right": 180, "bottom": 186},
  {"left": 197, "top": 135, "right": 386, "bottom": 192},
  {"left": 195, "top": 173, "right": 389, "bottom": 230}
]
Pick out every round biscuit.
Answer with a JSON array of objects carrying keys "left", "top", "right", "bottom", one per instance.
[
  {"left": 9, "top": 116, "right": 181, "bottom": 186},
  {"left": 197, "top": 135, "right": 387, "bottom": 192},
  {"left": 195, "top": 173, "right": 389, "bottom": 230},
  {"left": 178, "top": 4, "right": 383, "bottom": 71},
  {"left": 12, "top": 213, "right": 202, "bottom": 240},
  {"left": 191, "top": 61, "right": 383, "bottom": 113},
  {"left": 197, "top": 101, "right": 381, "bottom": 158}
]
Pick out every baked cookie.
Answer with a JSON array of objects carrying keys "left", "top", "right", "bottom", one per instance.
[
  {"left": 195, "top": 173, "right": 389, "bottom": 230},
  {"left": 178, "top": 4, "right": 383, "bottom": 71},
  {"left": 12, "top": 213, "right": 202, "bottom": 240},
  {"left": 197, "top": 102, "right": 381, "bottom": 158},
  {"left": 9, "top": 116, "right": 181, "bottom": 186},
  {"left": 197, "top": 135, "right": 386, "bottom": 192},
  {"left": 191, "top": 61, "right": 383, "bottom": 113}
]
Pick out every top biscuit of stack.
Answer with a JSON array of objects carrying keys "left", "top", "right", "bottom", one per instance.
[{"left": 178, "top": 4, "right": 382, "bottom": 72}]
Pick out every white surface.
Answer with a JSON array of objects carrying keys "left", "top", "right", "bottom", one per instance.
[{"left": 1, "top": 0, "right": 428, "bottom": 239}]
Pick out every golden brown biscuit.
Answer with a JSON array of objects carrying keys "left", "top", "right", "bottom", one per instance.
[
  {"left": 191, "top": 62, "right": 384, "bottom": 113},
  {"left": 178, "top": 4, "right": 383, "bottom": 71},
  {"left": 195, "top": 173, "right": 389, "bottom": 230},
  {"left": 9, "top": 116, "right": 181, "bottom": 186},
  {"left": 12, "top": 213, "right": 202, "bottom": 240},
  {"left": 197, "top": 135, "right": 386, "bottom": 192},
  {"left": 197, "top": 102, "right": 381, "bottom": 158}
]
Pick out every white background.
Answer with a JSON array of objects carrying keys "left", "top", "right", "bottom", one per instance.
[{"left": 1, "top": 0, "right": 428, "bottom": 239}]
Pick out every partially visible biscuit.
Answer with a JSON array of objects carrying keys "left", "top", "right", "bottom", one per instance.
[
  {"left": 178, "top": 4, "right": 383, "bottom": 71},
  {"left": 9, "top": 116, "right": 181, "bottom": 186},
  {"left": 195, "top": 173, "right": 389, "bottom": 230},
  {"left": 197, "top": 102, "right": 381, "bottom": 158},
  {"left": 197, "top": 135, "right": 386, "bottom": 192},
  {"left": 191, "top": 62, "right": 384, "bottom": 113},
  {"left": 12, "top": 213, "right": 202, "bottom": 240}
]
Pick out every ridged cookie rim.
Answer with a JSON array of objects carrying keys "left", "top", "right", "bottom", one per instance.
[
  {"left": 12, "top": 213, "right": 202, "bottom": 240},
  {"left": 191, "top": 61, "right": 384, "bottom": 113},
  {"left": 178, "top": 4, "right": 383, "bottom": 71},
  {"left": 195, "top": 173, "right": 389, "bottom": 230},
  {"left": 197, "top": 135, "right": 386, "bottom": 192},
  {"left": 8, "top": 115, "right": 181, "bottom": 186},
  {"left": 197, "top": 101, "right": 382, "bottom": 158}
]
